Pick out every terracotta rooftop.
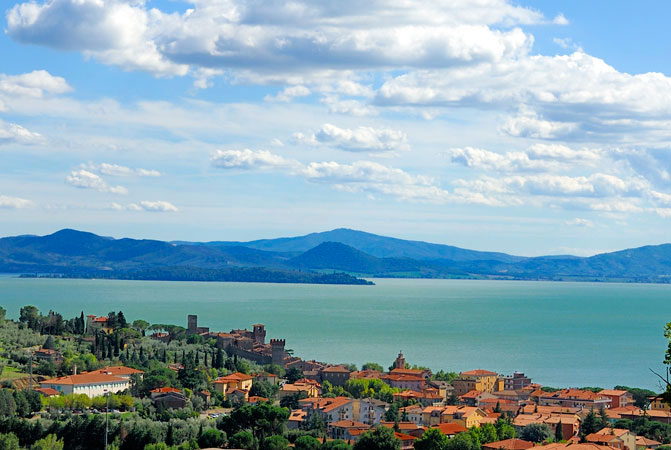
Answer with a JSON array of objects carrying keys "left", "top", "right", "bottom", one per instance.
[
  {"left": 34, "top": 387, "right": 60, "bottom": 396},
  {"left": 151, "top": 387, "right": 182, "bottom": 394},
  {"left": 42, "top": 373, "right": 127, "bottom": 386},
  {"left": 329, "top": 420, "right": 370, "bottom": 429},
  {"left": 214, "top": 372, "right": 253, "bottom": 383},
  {"left": 433, "top": 423, "right": 468, "bottom": 435},
  {"left": 482, "top": 439, "right": 534, "bottom": 450},
  {"left": 321, "top": 365, "right": 351, "bottom": 373},
  {"left": 599, "top": 389, "right": 629, "bottom": 396},
  {"left": 90, "top": 366, "right": 144, "bottom": 376},
  {"left": 461, "top": 369, "right": 497, "bottom": 376},
  {"left": 299, "top": 396, "right": 352, "bottom": 413}
]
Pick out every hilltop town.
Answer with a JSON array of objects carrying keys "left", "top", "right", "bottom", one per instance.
[{"left": 0, "top": 306, "right": 670, "bottom": 450}]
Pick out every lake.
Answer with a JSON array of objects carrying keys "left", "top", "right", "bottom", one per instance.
[{"left": 1, "top": 277, "right": 669, "bottom": 391}]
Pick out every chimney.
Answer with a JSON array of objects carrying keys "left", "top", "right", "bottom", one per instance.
[{"left": 73, "top": 364, "right": 77, "bottom": 376}]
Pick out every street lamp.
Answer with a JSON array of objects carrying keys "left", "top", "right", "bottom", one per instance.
[{"left": 104, "top": 390, "right": 110, "bottom": 450}]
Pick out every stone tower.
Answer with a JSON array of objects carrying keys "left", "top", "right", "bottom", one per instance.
[
  {"left": 187, "top": 315, "right": 198, "bottom": 335},
  {"left": 394, "top": 351, "right": 406, "bottom": 370},
  {"left": 270, "top": 339, "right": 286, "bottom": 368},
  {"left": 253, "top": 324, "right": 266, "bottom": 345}
]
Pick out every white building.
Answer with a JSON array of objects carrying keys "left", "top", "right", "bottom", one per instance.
[{"left": 40, "top": 373, "right": 129, "bottom": 397}]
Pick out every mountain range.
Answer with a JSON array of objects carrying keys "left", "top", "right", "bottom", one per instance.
[{"left": 1, "top": 228, "right": 671, "bottom": 283}]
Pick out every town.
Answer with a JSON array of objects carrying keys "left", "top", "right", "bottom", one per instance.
[{"left": 0, "top": 306, "right": 670, "bottom": 450}]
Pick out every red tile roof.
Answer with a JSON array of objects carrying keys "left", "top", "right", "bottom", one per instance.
[
  {"left": 482, "top": 439, "right": 534, "bottom": 450},
  {"left": 151, "top": 387, "right": 182, "bottom": 394},
  {"left": 461, "top": 369, "right": 497, "bottom": 376},
  {"left": 90, "top": 366, "right": 144, "bottom": 376},
  {"left": 433, "top": 423, "right": 468, "bottom": 435},
  {"left": 42, "top": 373, "right": 127, "bottom": 386}
]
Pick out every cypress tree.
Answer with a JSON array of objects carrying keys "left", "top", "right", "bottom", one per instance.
[
  {"left": 555, "top": 420, "right": 564, "bottom": 442},
  {"left": 195, "top": 352, "right": 200, "bottom": 365},
  {"left": 215, "top": 348, "right": 224, "bottom": 369}
]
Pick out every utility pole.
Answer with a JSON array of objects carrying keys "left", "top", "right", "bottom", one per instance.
[
  {"left": 105, "top": 390, "right": 110, "bottom": 450},
  {"left": 29, "top": 352, "right": 33, "bottom": 391}
]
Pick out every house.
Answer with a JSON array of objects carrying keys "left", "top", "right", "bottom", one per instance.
[
  {"left": 353, "top": 398, "right": 389, "bottom": 425},
  {"left": 453, "top": 370, "right": 501, "bottom": 396},
  {"left": 213, "top": 372, "right": 253, "bottom": 395},
  {"left": 247, "top": 396, "right": 268, "bottom": 405},
  {"left": 34, "top": 349, "right": 64, "bottom": 365},
  {"left": 198, "top": 390, "right": 211, "bottom": 404},
  {"left": 479, "top": 398, "right": 520, "bottom": 415},
  {"left": 150, "top": 387, "right": 183, "bottom": 399},
  {"left": 279, "top": 381, "right": 320, "bottom": 400},
  {"left": 513, "top": 413, "right": 580, "bottom": 438},
  {"left": 398, "top": 404, "right": 424, "bottom": 426},
  {"left": 541, "top": 443, "right": 613, "bottom": 450},
  {"left": 482, "top": 439, "right": 534, "bottom": 450},
  {"left": 636, "top": 436, "right": 662, "bottom": 450},
  {"left": 594, "top": 427, "right": 637, "bottom": 450},
  {"left": 440, "top": 406, "right": 487, "bottom": 428},
  {"left": 538, "top": 389, "right": 612, "bottom": 409},
  {"left": 299, "top": 397, "right": 353, "bottom": 423},
  {"left": 459, "top": 390, "right": 497, "bottom": 407},
  {"left": 395, "top": 432, "right": 417, "bottom": 450},
  {"left": 41, "top": 373, "right": 129, "bottom": 397},
  {"left": 34, "top": 387, "right": 60, "bottom": 397},
  {"left": 606, "top": 406, "right": 642, "bottom": 421},
  {"left": 227, "top": 388, "right": 249, "bottom": 403},
  {"left": 149, "top": 332, "right": 170, "bottom": 343},
  {"left": 153, "top": 391, "right": 188, "bottom": 409},
  {"left": 287, "top": 409, "right": 307, "bottom": 430},
  {"left": 89, "top": 366, "right": 144, "bottom": 381},
  {"left": 382, "top": 374, "right": 425, "bottom": 391},
  {"left": 328, "top": 420, "right": 370, "bottom": 441},
  {"left": 350, "top": 370, "right": 384, "bottom": 380},
  {"left": 380, "top": 421, "right": 425, "bottom": 438},
  {"left": 432, "top": 423, "right": 468, "bottom": 438},
  {"left": 585, "top": 433, "right": 625, "bottom": 449},
  {"left": 252, "top": 372, "right": 279, "bottom": 385},
  {"left": 86, "top": 315, "right": 112, "bottom": 334},
  {"left": 618, "top": 408, "right": 671, "bottom": 424},
  {"left": 320, "top": 366, "right": 351, "bottom": 386},
  {"left": 649, "top": 397, "right": 670, "bottom": 412},
  {"left": 599, "top": 390, "right": 633, "bottom": 409},
  {"left": 393, "top": 389, "right": 442, "bottom": 407},
  {"left": 499, "top": 373, "right": 532, "bottom": 391}
]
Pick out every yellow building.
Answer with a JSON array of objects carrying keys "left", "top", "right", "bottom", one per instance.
[
  {"left": 214, "top": 372, "right": 253, "bottom": 395},
  {"left": 279, "top": 382, "right": 320, "bottom": 400},
  {"left": 453, "top": 370, "right": 502, "bottom": 396},
  {"left": 440, "top": 406, "right": 486, "bottom": 428},
  {"left": 649, "top": 396, "right": 671, "bottom": 412}
]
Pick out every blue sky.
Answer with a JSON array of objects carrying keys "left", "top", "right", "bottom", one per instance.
[{"left": 2, "top": 0, "right": 671, "bottom": 256}]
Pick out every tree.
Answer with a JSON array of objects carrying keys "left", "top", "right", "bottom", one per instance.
[
  {"left": 42, "top": 335, "right": 57, "bottom": 350},
  {"left": 286, "top": 367, "right": 304, "bottom": 384},
  {"left": 322, "top": 441, "right": 352, "bottom": 450},
  {"left": 581, "top": 411, "right": 603, "bottom": 437},
  {"left": 295, "top": 435, "right": 322, "bottom": 450},
  {"left": 362, "top": 363, "right": 384, "bottom": 372},
  {"left": 414, "top": 428, "right": 449, "bottom": 450},
  {"left": 495, "top": 418, "right": 516, "bottom": 441},
  {"left": 555, "top": 420, "right": 564, "bottom": 442},
  {"left": 215, "top": 348, "right": 225, "bottom": 369},
  {"left": 520, "top": 423, "right": 553, "bottom": 443},
  {"left": 30, "top": 434, "right": 64, "bottom": 450},
  {"left": 0, "top": 433, "right": 20, "bottom": 450},
  {"left": 280, "top": 391, "right": 308, "bottom": 409},
  {"left": 199, "top": 428, "right": 225, "bottom": 448},
  {"left": 229, "top": 431, "right": 256, "bottom": 450},
  {"left": 445, "top": 432, "right": 478, "bottom": 450},
  {"left": 353, "top": 426, "right": 401, "bottom": 450},
  {"left": 263, "top": 435, "right": 290, "bottom": 450},
  {"left": 250, "top": 380, "right": 279, "bottom": 400},
  {"left": 0, "top": 307, "right": 6, "bottom": 321},
  {"left": 132, "top": 319, "right": 150, "bottom": 336},
  {"left": 19, "top": 305, "right": 40, "bottom": 330}
]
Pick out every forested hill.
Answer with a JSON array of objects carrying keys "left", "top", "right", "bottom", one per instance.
[{"left": 2, "top": 228, "right": 671, "bottom": 283}]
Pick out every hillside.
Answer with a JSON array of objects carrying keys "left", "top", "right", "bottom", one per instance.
[{"left": 2, "top": 228, "right": 671, "bottom": 283}]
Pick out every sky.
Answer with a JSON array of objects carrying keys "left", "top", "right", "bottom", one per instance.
[{"left": 2, "top": 0, "right": 671, "bottom": 256}]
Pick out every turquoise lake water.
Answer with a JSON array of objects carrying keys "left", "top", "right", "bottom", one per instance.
[{"left": 1, "top": 277, "right": 669, "bottom": 391}]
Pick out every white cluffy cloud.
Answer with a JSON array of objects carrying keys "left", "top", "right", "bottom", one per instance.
[
  {"left": 565, "top": 218, "right": 594, "bottom": 227},
  {"left": 294, "top": 123, "right": 409, "bottom": 153},
  {"left": 112, "top": 201, "right": 178, "bottom": 212},
  {"left": 0, "top": 195, "right": 33, "bottom": 209},
  {"left": 448, "top": 144, "right": 602, "bottom": 172},
  {"left": 66, "top": 170, "right": 128, "bottom": 194},
  {"left": 6, "top": 0, "right": 550, "bottom": 79},
  {"left": 0, "top": 120, "right": 45, "bottom": 145},
  {"left": 0, "top": 70, "right": 71, "bottom": 97},
  {"left": 211, "top": 148, "right": 449, "bottom": 203},
  {"left": 265, "top": 86, "right": 311, "bottom": 102},
  {"left": 84, "top": 162, "right": 161, "bottom": 177}
]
